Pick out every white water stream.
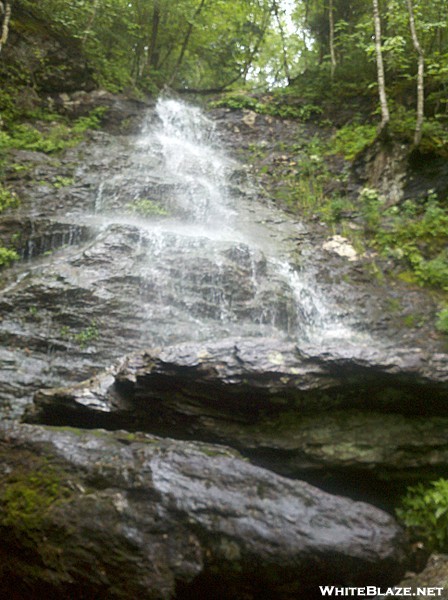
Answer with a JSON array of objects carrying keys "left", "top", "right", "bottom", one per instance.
[
  {"left": 91, "top": 97, "right": 361, "bottom": 345},
  {"left": 0, "top": 97, "right": 373, "bottom": 421}
]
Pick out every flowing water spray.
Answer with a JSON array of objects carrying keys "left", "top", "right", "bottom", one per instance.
[
  {"left": 91, "top": 96, "right": 361, "bottom": 345},
  {"left": 0, "top": 97, "right": 369, "bottom": 420}
]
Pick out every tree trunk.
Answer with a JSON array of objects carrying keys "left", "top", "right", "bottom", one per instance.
[
  {"left": 169, "top": 0, "right": 207, "bottom": 85},
  {"left": 406, "top": 0, "right": 425, "bottom": 146},
  {"left": 272, "top": 0, "right": 291, "bottom": 84},
  {"left": 82, "top": 0, "right": 100, "bottom": 45},
  {"left": 372, "top": 0, "right": 390, "bottom": 131},
  {"left": 148, "top": 0, "right": 161, "bottom": 70},
  {"left": 0, "top": 0, "right": 11, "bottom": 54},
  {"left": 329, "top": 0, "right": 336, "bottom": 78}
]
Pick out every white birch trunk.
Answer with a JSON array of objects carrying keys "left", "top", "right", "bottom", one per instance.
[
  {"left": 406, "top": 0, "right": 425, "bottom": 146},
  {"left": 372, "top": 0, "right": 390, "bottom": 131},
  {"left": 0, "top": 0, "right": 11, "bottom": 53}
]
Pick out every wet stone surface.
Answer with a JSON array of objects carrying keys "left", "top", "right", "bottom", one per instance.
[{"left": 0, "top": 98, "right": 447, "bottom": 598}]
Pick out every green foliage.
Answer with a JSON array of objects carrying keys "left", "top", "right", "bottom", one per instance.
[
  {"left": 0, "top": 122, "right": 79, "bottom": 154},
  {"left": 127, "top": 198, "right": 169, "bottom": 217},
  {"left": 0, "top": 184, "right": 20, "bottom": 267},
  {"left": 436, "top": 308, "right": 448, "bottom": 334},
  {"left": 375, "top": 194, "right": 448, "bottom": 290},
  {"left": 60, "top": 322, "right": 99, "bottom": 349},
  {"left": 211, "top": 94, "right": 261, "bottom": 111},
  {"left": 211, "top": 93, "right": 323, "bottom": 121},
  {"left": 330, "top": 123, "right": 378, "bottom": 160},
  {"left": 53, "top": 176, "right": 74, "bottom": 189},
  {"left": 359, "top": 187, "right": 385, "bottom": 231},
  {"left": 74, "top": 324, "right": 99, "bottom": 349},
  {"left": 0, "top": 107, "right": 108, "bottom": 156},
  {"left": 0, "top": 184, "right": 19, "bottom": 212},
  {"left": 397, "top": 478, "right": 448, "bottom": 551},
  {"left": 71, "top": 107, "right": 108, "bottom": 133},
  {"left": 0, "top": 247, "right": 19, "bottom": 267}
]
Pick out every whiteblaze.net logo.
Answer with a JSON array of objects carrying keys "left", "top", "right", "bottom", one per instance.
[{"left": 319, "top": 586, "right": 444, "bottom": 597}]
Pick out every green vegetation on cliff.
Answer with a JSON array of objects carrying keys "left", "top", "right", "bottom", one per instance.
[{"left": 397, "top": 478, "right": 448, "bottom": 553}]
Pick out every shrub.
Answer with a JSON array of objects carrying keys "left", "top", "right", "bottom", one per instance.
[
  {"left": 375, "top": 195, "right": 448, "bottom": 290},
  {"left": 0, "top": 184, "right": 19, "bottom": 212},
  {"left": 396, "top": 479, "right": 448, "bottom": 551},
  {"left": 436, "top": 308, "right": 448, "bottom": 334},
  {"left": 0, "top": 247, "right": 19, "bottom": 267},
  {"left": 330, "top": 123, "right": 377, "bottom": 160}
]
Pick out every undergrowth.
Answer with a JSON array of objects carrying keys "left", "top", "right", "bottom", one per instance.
[
  {"left": 397, "top": 478, "right": 448, "bottom": 552},
  {"left": 0, "top": 107, "right": 107, "bottom": 154},
  {"left": 241, "top": 101, "right": 448, "bottom": 338},
  {"left": 210, "top": 92, "right": 323, "bottom": 121},
  {"left": 0, "top": 184, "right": 20, "bottom": 267}
]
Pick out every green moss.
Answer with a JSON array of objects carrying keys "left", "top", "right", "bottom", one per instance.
[
  {"left": 402, "top": 313, "right": 425, "bottom": 328},
  {"left": 0, "top": 464, "right": 72, "bottom": 531}
]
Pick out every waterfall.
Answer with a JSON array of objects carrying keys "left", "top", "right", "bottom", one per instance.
[
  {"left": 88, "top": 97, "right": 361, "bottom": 346},
  {"left": 0, "top": 97, "right": 372, "bottom": 421}
]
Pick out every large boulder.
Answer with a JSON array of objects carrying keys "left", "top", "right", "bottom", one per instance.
[
  {"left": 0, "top": 422, "right": 407, "bottom": 599},
  {"left": 28, "top": 338, "right": 448, "bottom": 494}
]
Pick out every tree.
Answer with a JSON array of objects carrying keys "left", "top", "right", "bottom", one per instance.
[
  {"left": 328, "top": 0, "right": 336, "bottom": 78},
  {"left": 372, "top": 0, "right": 390, "bottom": 131},
  {"left": 169, "top": 0, "right": 208, "bottom": 84},
  {"left": 148, "top": 0, "right": 161, "bottom": 71},
  {"left": 272, "top": 0, "right": 292, "bottom": 84},
  {"left": 0, "top": 0, "right": 12, "bottom": 53},
  {"left": 406, "top": 0, "right": 424, "bottom": 145}
]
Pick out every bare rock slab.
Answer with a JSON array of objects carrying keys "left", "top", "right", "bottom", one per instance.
[
  {"left": 29, "top": 338, "right": 448, "bottom": 489},
  {"left": 0, "top": 422, "right": 407, "bottom": 599}
]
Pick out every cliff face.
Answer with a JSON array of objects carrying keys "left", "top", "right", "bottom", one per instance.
[{"left": 0, "top": 9, "right": 447, "bottom": 596}]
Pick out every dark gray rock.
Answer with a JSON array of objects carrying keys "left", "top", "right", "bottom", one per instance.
[
  {"left": 28, "top": 338, "right": 448, "bottom": 493},
  {"left": 0, "top": 422, "right": 407, "bottom": 599},
  {"left": 397, "top": 554, "right": 448, "bottom": 599},
  {"left": 53, "top": 89, "right": 152, "bottom": 134}
]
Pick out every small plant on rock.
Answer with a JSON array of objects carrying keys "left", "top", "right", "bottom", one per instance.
[
  {"left": 436, "top": 308, "right": 448, "bottom": 335},
  {"left": 0, "top": 183, "right": 19, "bottom": 212},
  {"left": 128, "top": 198, "right": 169, "bottom": 217},
  {"left": 0, "top": 247, "right": 19, "bottom": 267},
  {"left": 396, "top": 478, "right": 448, "bottom": 552}
]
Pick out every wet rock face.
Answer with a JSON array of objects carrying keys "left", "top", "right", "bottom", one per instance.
[
  {"left": 0, "top": 423, "right": 407, "bottom": 600},
  {"left": 0, "top": 222, "right": 302, "bottom": 419},
  {"left": 28, "top": 337, "right": 448, "bottom": 500},
  {"left": 53, "top": 89, "right": 151, "bottom": 134},
  {"left": 1, "top": 99, "right": 446, "bottom": 597}
]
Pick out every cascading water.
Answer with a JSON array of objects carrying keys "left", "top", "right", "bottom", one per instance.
[
  {"left": 0, "top": 97, "right": 367, "bottom": 420},
  {"left": 94, "top": 96, "right": 358, "bottom": 345}
]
